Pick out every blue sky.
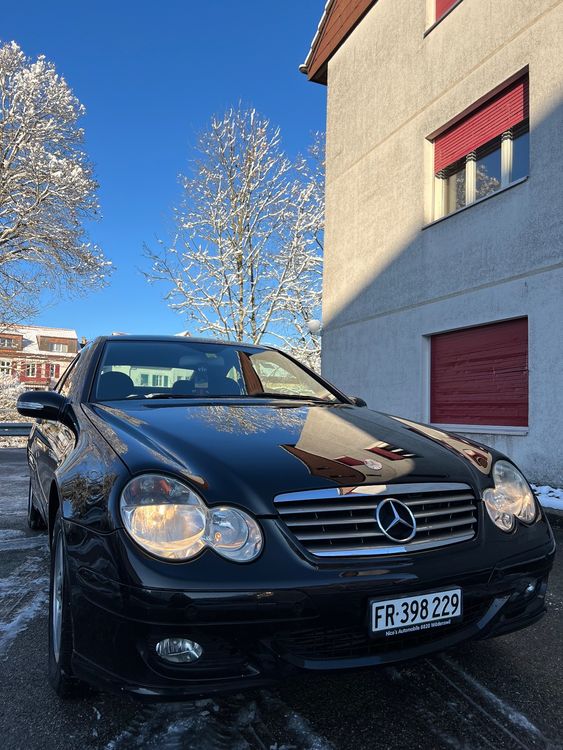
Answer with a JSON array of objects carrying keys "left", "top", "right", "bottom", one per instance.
[{"left": 2, "top": 0, "right": 326, "bottom": 339}]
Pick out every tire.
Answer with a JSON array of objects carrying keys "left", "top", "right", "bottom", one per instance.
[
  {"left": 27, "top": 481, "right": 46, "bottom": 530},
  {"left": 48, "top": 512, "right": 89, "bottom": 698}
]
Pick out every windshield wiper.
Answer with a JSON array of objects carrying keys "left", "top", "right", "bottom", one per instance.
[
  {"left": 126, "top": 392, "right": 337, "bottom": 403},
  {"left": 144, "top": 393, "right": 213, "bottom": 399},
  {"left": 249, "top": 392, "right": 336, "bottom": 403}
]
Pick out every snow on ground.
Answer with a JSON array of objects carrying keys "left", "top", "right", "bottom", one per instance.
[
  {"left": 104, "top": 692, "right": 333, "bottom": 750},
  {"left": 532, "top": 484, "right": 563, "bottom": 513},
  {"left": 0, "top": 553, "right": 49, "bottom": 657},
  {"left": 440, "top": 656, "right": 543, "bottom": 737},
  {"left": 0, "top": 449, "right": 50, "bottom": 658}
]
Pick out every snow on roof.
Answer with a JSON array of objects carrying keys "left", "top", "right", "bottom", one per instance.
[
  {"left": 2, "top": 324, "right": 78, "bottom": 339},
  {"left": 0, "top": 324, "right": 78, "bottom": 356},
  {"left": 299, "top": 0, "right": 334, "bottom": 74},
  {"left": 300, "top": 0, "right": 377, "bottom": 82}
]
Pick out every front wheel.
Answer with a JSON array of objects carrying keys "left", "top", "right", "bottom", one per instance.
[
  {"left": 48, "top": 513, "right": 89, "bottom": 698},
  {"left": 27, "top": 482, "right": 46, "bottom": 530}
]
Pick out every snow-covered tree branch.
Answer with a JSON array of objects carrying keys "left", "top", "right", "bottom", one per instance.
[
  {"left": 0, "top": 372, "right": 24, "bottom": 421},
  {"left": 0, "top": 41, "right": 112, "bottom": 324},
  {"left": 145, "top": 107, "right": 324, "bottom": 369},
  {"left": 0, "top": 372, "right": 25, "bottom": 447}
]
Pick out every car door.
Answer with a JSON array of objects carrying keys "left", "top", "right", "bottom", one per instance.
[{"left": 31, "top": 355, "right": 80, "bottom": 519}]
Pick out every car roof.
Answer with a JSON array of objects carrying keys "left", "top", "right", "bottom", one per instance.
[{"left": 93, "top": 334, "right": 271, "bottom": 350}]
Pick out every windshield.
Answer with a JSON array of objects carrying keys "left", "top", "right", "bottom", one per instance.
[{"left": 93, "top": 340, "right": 340, "bottom": 403}]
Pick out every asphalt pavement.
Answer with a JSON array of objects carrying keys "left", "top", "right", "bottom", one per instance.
[{"left": 0, "top": 448, "right": 561, "bottom": 750}]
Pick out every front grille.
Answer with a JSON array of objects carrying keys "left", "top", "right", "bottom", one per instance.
[
  {"left": 274, "top": 482, "right": 478, "bottom": 557},
  {"left": 273, "top": 596, "right": 491, "bottom": 661}
]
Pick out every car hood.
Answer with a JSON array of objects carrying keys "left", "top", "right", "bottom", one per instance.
[{"left": 84, "top": 400, "right": 493, "bottom": 515}]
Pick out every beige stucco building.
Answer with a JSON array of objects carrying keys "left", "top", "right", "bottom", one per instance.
[{"left": 302, "top": 0, "right": 563, "bottom": 484}]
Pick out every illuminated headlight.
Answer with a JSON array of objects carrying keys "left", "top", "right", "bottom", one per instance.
[
  {"left": 482, "top": 460, "right": 537, "bottom": 532},
  {"left": 120, "top": 474, "right": 263, "bottom": 562}
]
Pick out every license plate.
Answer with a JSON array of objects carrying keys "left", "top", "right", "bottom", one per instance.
[{"left": 370, "top": 588, "right": 462, "bottom": 637}]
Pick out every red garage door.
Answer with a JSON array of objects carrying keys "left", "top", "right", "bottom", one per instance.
[{"left": 430, "top": 318, "right": 528, "bottom": 427}]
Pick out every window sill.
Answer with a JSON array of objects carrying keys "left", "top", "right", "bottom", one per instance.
[
  {"left": 432, "top": 423, "right": 529, "bottom": 436},
  {"left": 423, "top": 175, "right": 528, "bottom": 230},
  {"left": 424, "top": 0, "right": 464, "bottom": 37}
]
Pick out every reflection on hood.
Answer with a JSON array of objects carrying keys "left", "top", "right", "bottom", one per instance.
[
  {"left": 281, "top": 407, "right": 418, "bottom": 485},
  {"left": 392, "top": 416, "right": 492, "bottom": 475},
  {"left": 85, "top": 400, "right": 481, "bottom": 513},
  {"left": 194, "top": 404, "right": 305, "bottom": 435}
]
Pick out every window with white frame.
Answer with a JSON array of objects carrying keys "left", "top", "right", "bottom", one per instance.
[
  {"left": 0, "top": 360, "right": 11, "bottom": 375},
  {"left": 433, "top": 75, "right": 529, "bottom": 220},
  {"left": 26, "top": 363, "right": 37, "bottom": 377},
  {"left": 151, "top": 374, "right": 169, "bottom": 387},
  {"left": 48, "top": 342, "right": 69, "bottom": 353}
]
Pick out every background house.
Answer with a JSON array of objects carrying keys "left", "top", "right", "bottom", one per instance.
[
  {"left": 301, "top": 0, "right": 563, "bottom": 484},
  {"left": 0, "top": 325, "right": 78, "bottom": 389}
]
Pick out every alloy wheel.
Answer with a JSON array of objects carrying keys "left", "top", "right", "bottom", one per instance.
[{"left": 52, "top": 533, "right": 64, "bottom": 664}]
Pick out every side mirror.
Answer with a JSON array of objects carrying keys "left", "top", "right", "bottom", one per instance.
[
  {"left": 350, "top": 396, "right": 367, "bottom": 407},
  {"left": 17, "top": 390, "right": 68, "bottom": 422}
]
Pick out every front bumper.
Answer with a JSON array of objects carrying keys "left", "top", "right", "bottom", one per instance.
[{"left": 65, "top": 518, "right": 555, "bottom": 699}]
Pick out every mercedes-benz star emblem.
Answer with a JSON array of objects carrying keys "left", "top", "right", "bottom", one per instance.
[{"left": 376, "top": 498, "right": 417, "bottom": 543}]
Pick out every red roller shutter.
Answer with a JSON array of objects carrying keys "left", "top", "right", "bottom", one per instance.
[
  {"left": 436, "top": 0, "right": 458, "bottom": 19},
  {"left": 430, "top": 318, "right": 528, "bottom": 427},
  {"left": 434, "top": 76, "right": 529, "bottom": 172}
]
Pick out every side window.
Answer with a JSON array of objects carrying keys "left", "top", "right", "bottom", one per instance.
[
  {"left": 58, "top": 355, "right": 80, "bottom": 398},
  {"left": 249, "top": 353, "right": 310, "bottom": 396}
]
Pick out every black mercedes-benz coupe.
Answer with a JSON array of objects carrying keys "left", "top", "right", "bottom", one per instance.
[{"left": 17, "top": 335, "right": 555, "bottom": 699}]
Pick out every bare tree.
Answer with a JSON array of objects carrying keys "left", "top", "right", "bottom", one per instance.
[
  {"left": 0, "top": 371, "right": 24, "bottom": 420},
  {"left": 0, "top": 41, "right": 111, "bottom": 324},
  {"left": 145, "top": 107, "right": 323, "bottom": 369},
  {"left": 0, "top": 372, "right": 25, "bottom": 447}
]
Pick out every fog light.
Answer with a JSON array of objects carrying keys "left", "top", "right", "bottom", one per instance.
[
  {"left": 509, "top": 579, "right": 538, "bottom": 603},
  {"left": 156, "top": 638, "right": 203, "bottom": 663}
]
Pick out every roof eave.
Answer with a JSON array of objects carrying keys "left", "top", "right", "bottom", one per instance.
[
  {"left": 300, "top": 0, "right": 377, "bottom": 85},
  {"left": 299, "top": 0, "right": 334, "bottom": 85}
]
